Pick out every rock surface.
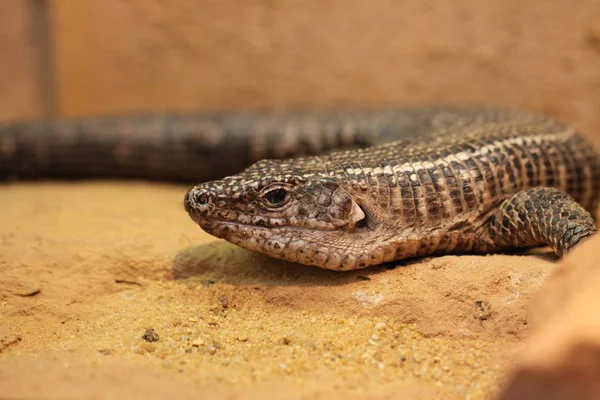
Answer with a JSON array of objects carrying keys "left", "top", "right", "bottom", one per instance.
[{"left": 499, "top": 235, "right": 600, "bottom": 400}]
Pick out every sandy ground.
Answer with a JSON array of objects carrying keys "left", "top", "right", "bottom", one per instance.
[{"left": 0, "top": 182, "right": 560, "bottom": 399}]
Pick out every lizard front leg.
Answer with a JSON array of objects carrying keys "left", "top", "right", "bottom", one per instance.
[{"left": 480, "top": 187, "right": 596, "bottom": 257}]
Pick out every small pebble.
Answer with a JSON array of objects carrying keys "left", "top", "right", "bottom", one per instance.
[
  {"left": 142, "top": 328, "right": 159, "bottom": 342},
  {"left": 192, "top": 338, "right": 205, "bottom": 347}
]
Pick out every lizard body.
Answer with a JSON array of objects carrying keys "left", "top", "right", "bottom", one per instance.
[{"left": 2, "top": 106, "right": 598, "bottom": 269}]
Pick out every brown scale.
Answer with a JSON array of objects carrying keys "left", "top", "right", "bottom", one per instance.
[
  {"left": 379, "top": 159, "right": 405, "bottom": 222},
  {"left": 433, "top": 148, "right": 462, "bottom": 214},
  {"left": 543, "top": 141, "right": 568, "bottom": 193},
  {"left": 585, "top": 142, "right": 600, "bottom": 211},
  {"left": 514, "top": 138, "right": 540, "bottom": 188},
  {"left": 536, "top": 141, "right": 557, "bottom": 188},
  {"left": 394, "top": 169, "right": 417, "bottom": 228},
  {"left": 376, "top": 173, "right": 391, "bottom": 210},
  {"left": 405, "top": 158, "right": 428, "bottom": 228},
  {"left": 412, "top": 153, "right": 442, "bottom": 227},
  {"left": 464, "top": 158, "right": 485, "bottom": 204},
  {"left": 340, "top": 162, "right": 360, "bottom": 192},
  {"left": 394, "top": 170, "right": 416, "bottom": 228},
  {"left": 462, "top": 142, "right": 488, "bottom": 182},
  {"left": 414, "top": 162, "right": 439, "bottom": 227},
  {"left": 527, "top": 145, "right": 543, "bottom": 187},
  {"left": 420, "top": 151, "right": 452, "bottom": 217},
  {"left": 365, "top": 172, "right": 382, "bottom": 207},
  {"left": 442, "top": 163, "right": 464, "bottom": 217},
  {"left": 426, "top": 165, "right": 447, "bottom": 222},
  {"left": 474, "top": 139, "right": 501, "bottom": 201},
  {"left": 503, "top": 148, "right": 522, "bottom": 192},
  {"left": 572, "top": 136, "right": 600, "bottom": 211},
  {"left": 553, "top": 139, "right": 579, "bottom": 199},
  {"left": 505, "top": 140, "right": 528, "bottom": 189},
  {"left": 435, "top": 232, "right": 456, "bottom": 253},
  {"left": 452, "top": 159, "right": 478, "bottom": 211},
  {"left": 485, "top": 187, "right": 596, "bottom": 256},
  {"left": 571, "top": 141, "right": 592, "bottom": 206}
]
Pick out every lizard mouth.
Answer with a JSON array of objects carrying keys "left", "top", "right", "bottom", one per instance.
[
  {"left": 185, "top": 198, "right": 382, "bottom": 271},
  {"left": 189, "top": 213, "right": 323, "bottom": 242},
  {"left": 192, "top": 217, "right": 269, "bottom": 237}
]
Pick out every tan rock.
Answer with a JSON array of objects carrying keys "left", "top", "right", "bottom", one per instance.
[{"left": 499, "top": 235, "right": 600, "bottom": 399}]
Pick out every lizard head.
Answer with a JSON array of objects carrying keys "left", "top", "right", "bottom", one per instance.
[{"left": 184, "top": 159, "right": 389, "bottom": 270}]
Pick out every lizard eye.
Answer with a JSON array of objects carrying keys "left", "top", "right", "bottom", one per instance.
[{"left": 263, "top": 188, "right": 289, "bottom": 207}]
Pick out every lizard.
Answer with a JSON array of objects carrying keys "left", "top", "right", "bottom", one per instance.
[{"left": 2, "top": 106, "right": 599, "bottom": 270}]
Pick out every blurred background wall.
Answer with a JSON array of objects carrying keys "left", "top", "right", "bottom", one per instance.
[{"left": 1, "top": 0, "right": 599, "bottom": 142}]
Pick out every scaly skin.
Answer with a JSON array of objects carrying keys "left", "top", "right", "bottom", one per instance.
[
  {"left": 183, "top": 107, "right": 600, "bottom": 270},
  {"left": 0, "top": 108, "right": 437, "bottom": 182},
  {"left": 1, "top": 106, "right": 598, "bottom": 269}
]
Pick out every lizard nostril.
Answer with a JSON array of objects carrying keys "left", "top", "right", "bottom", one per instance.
[
  {"left": 184, "top": 189, "right": 210, "bottom": 213},
  {"left": 194, "top": 191, "right": 209, "bottom": 205}
]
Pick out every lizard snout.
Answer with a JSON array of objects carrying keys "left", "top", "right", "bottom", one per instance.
[{"left": 184, "top": 187, "right": 213, "bottom": 215}]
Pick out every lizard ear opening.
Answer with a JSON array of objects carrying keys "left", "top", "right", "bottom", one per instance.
[{"left": 349, "top": 200, "right": 367, "bottom": 229}]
